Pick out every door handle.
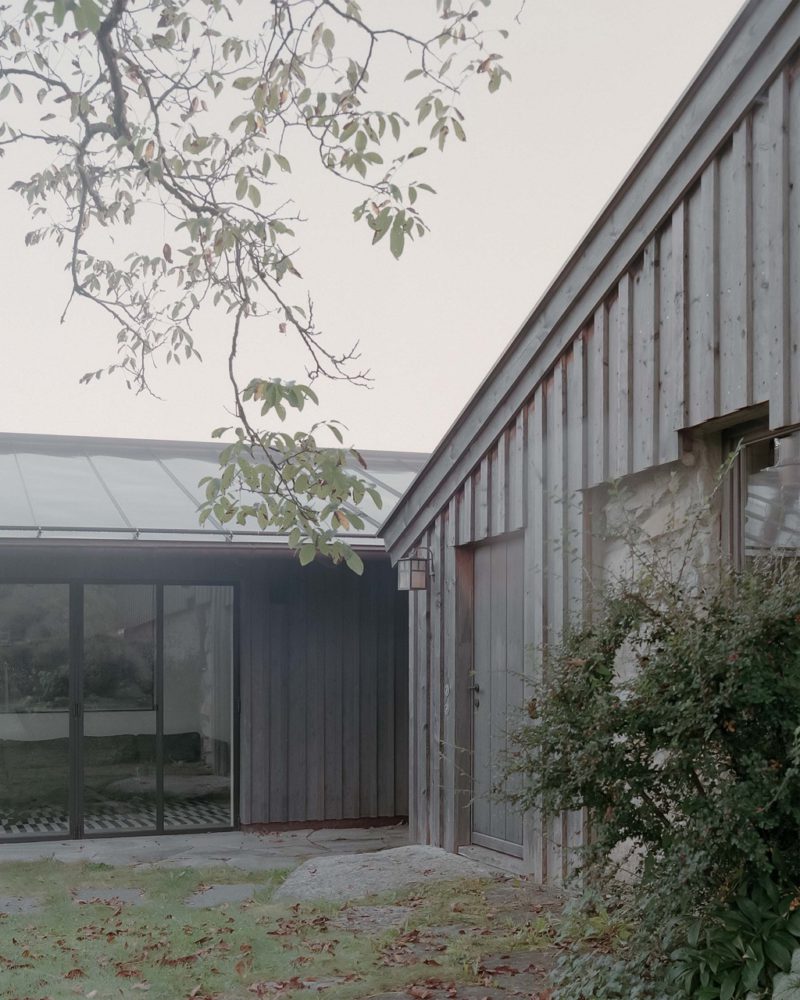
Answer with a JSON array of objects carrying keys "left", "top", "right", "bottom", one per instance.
[{"left": 468, "top": 683, "right": 480, "bottom": 707}]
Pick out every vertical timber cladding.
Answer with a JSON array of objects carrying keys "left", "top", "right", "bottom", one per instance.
[
  {"left": 239, "top": 557, "right": 408, "bottom": 826},
  {"left": 403, "top": 36, "right": 800, "bottom": 882},
  {"left": 471, "top": 537, "right": 525, "bottom": 858}
]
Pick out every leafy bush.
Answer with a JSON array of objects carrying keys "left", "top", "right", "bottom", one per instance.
[
  {"left": 670, "top": 880, "right": 800, "bottom": 999},
  {"left": 510, "top": 558, "right": 800, "bottom": 999}
]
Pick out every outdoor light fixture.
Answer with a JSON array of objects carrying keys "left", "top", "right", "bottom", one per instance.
[{"left": 396, "top": 548, "right": 433, "bottom": 591}]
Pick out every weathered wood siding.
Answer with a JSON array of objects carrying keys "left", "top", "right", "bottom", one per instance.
[
  {"left": 401, "top": 39, "right": 800, "bottom": 880},
  {"left": 239, "top": 558, "right": 408, "bottom": 825}
]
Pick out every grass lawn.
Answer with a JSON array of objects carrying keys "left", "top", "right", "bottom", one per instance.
[{"left": 0, "top": 860, "right": 559, "bottom": 999}]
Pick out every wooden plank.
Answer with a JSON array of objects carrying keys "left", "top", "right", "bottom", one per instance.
[
  {"left": 768, "top": 69, "right": 791, "bottom": 428},
  {"left": 358, "top": 565, "right": 378, "bottom": 818},
  {"left": 632, "top": 241, "right": 659, "bottom": 473},
  {"left": 458, "top": 478, "right": 474, "bottom": 546},
  {"left": 377, "top": 564, "right": 397, "bottom": 817},
  {"left": 789, "top": 59, "right": 800, "bottom": 423},
  {"left": 471, "top": 544, "right": 492, "bottom": 840},
  {"left": 237, "top": 568, "right": 254, "bottom": 824},
  {"left": 487, "top": 540, "right": 507, "bottom": 844},
  {"left": 545, "top": 367, "right": 567, "bottom": 884},
  {"left": 407, "top": 590, "right": 419, "bottom": 840},
  {"left": 441, "top": 500, "right": 458, "bottom": 851},
  {"left": 545, "top": 365, "right": 567, "bottom": 646},
  {"left": 523, "top": 391, "right": 546, "bottom": 880},
  {"left": 287, "top": 567, "right": 308, "bottom": 822},
  {"left": 719, "top": 120, "right": 753, "bottom": 413},
  {"left": 565, "top": 336, "right": 586, "bottom": 622},
  {"left": 474, "top": 457, "right": 490, "bottom": 542},
  {"left": 306, "top": 567, "right": 326, "bottom": 820},
  {"left": 752, "top": 98, "right": 773, "bottom": 404},
  {"left": 586, "top": 305, "right": 608, "bottom": 487},
  {"left": 414, "top": 577, "right": 430, "bottom": 842},
  {"left": 394, "top": 588, "right": 410, "bottom": 817},
  {"left": 428, "top": 516, "right": 444, "bottom": 846},
  {"left": 491, "top": 434, "right": 508, "bottom": 538},
  {"left": 269, "top": 588, "right": 289, "bottom": 821},
  {"left": 508, "top": 411, "right": 526, "bottom": 532},
  {"left": 688, "top": 161, "right": 720, "bottom": 425},
  {"left": 339, "top": 570, "right": 360, "bottom": 820},
  {"left": 504, "top": 536, "right": 525, "bottom": 848},
  {"left": 607, "top": 277, "right": 632, "bottom": 480},
  {"left": 454, "top": 548, "right": 474, "bottom": 851},
  {"left": 657, "top": 208, "right": 688, "bottom": 465},
  {"left": 323, "top": 570, "right": 344, "bottom": 819}
]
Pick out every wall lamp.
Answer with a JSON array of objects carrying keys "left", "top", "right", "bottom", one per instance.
[{"left": 396, "top": 547, "right": 434, "bottom": 591}]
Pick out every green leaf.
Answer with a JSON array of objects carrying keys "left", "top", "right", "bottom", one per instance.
[
  {"left": 767, "top": 939, "right": 793, "bottom": 973},
  {"left": 344, "top": 549, "right": 364, "bottom": 575},
  {"left": 298, "top": 544, "right": 316, "bottom": 567},
  {"left": 389, "top": 214, "right": 405, "bottom": 259}
]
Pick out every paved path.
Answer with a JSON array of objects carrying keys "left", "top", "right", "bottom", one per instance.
[{"left": 0, "top": 824, "right": 409, "bottom": 870}]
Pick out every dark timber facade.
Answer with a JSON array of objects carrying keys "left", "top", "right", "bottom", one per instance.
[{"left": 0, "top": 435, "right": 422, "bottom": 841}]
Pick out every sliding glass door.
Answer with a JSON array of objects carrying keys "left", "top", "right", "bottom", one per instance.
[
  {"left": 82, "top": 585, "right": 158, "bottom": 834},
  {"left": 0, "top": 582, "right": 235, "bottom": 840},
  {"left": 0, "top": 584, "right": 71, "bottom": 838}
]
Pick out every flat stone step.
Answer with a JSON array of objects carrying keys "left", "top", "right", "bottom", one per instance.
[
  {"left": 0, "top": 895, "right": 41, "bottom": 915},
  {"left": 184, "top": 883, "right": 258, "bottom": 908},
  {"left": 73, "top": 887, "right": 145, "bottom": 906}
]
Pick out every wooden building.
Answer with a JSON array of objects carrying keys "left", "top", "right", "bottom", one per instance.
[
  {"left": 0, "top": 433, "right": 424, "bottom": 841},
  {"left": 382, "top": 0, "right": 800, "bottom": 880}
]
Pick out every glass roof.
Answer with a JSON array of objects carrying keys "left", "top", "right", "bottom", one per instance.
[{"left": 0, "top": 434, "right": 426, "bottom": 547}]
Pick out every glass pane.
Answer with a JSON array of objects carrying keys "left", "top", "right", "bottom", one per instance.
[
  {"left": 90, "top": 453, "right": 202, "bottom": 530},
  {"left": 745, "top": 430, "right": 800, "bottom": 557},
  {"left": 83, "top": 585, "right": 157, "bottom": 833},
  {"left": 163, "top": 586, "right": 233, "bottom": 829},
  {"left": 15, "top": 452, "right": 127, "bottom": 528},
  {"left": 0, "top": 584, "right": 70, "bottom": 838}
]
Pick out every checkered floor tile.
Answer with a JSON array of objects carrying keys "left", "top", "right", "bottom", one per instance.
[{"left": 0, "top": 799, "right": 231, "bottom": 838}]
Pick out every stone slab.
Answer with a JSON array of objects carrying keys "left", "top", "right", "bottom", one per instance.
[
  {"left": 73, "top": 887, "right": 145, "bottom": 906},
  {"left": 273, "top": 845, "right": 491, "bottom": 903},
  {"left": 331, "top": 904, "right": 413, "bottom": 932},
  {"left": 184, "top": 883, "right": 258, "bottom": 908},
  {"left": 0, "top": 895, "right": 41, "bottom": 914}
]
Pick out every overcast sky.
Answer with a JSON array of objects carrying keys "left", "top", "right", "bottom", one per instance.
[{"left": 0, "top": 0, "right": 744, "bottom": 453}]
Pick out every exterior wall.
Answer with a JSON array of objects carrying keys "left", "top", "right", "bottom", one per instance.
[
  {"left": 239, "top": 557, "right": 409, "bottom": 825},
  {"left": 597, "top": 436, "right": 723, "bottom": 589},
  {"left": 400, "top": 23, "right": 800, "bottom": 881},
  {"left": 0, "top": 546, "right": 408, "bottom": 831}
]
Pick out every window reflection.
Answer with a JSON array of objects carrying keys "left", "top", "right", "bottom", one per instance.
[
  {"left": 163, "top": 586, "right": 233, "bottom": 829},
  {"left": 744, "top": 429, "right": 800, "bottom": 558}
]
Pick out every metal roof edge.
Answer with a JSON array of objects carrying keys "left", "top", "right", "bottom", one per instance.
[
  {"left": 0, "top": 430, "right": 428, "bottom": 466},
  {"left": 381, "top": 0, "right": 796, "bottom": 557}
]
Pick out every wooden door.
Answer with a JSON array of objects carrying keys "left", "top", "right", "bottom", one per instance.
[{"left": 471, "top": 536, "right": 524, "bottom": 857}]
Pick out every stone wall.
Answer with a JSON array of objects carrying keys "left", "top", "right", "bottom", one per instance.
[{"left": 590, "top": 435, "right": 725, "bottom": 595}]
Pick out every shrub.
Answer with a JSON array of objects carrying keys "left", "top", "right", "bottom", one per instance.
[{"left": 510, "top": 558, "right": 800, "bottom": 998}]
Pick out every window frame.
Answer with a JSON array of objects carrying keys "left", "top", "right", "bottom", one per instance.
[{"left": 723, "top": 421, "right": 800, "bottom": 569}]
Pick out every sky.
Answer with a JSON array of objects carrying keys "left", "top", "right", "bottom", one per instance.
[{"left": 0, "top": 0, "right": 745, "bottom": 454}]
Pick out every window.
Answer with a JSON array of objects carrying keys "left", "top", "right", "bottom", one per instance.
[{"left": 726, "top": 426, "right": 800, "bottom": 566}]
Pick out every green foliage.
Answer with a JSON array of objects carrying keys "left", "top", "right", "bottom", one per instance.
[
  {"left": 0, "top": 0, "right": 512, "bottom": 559},
  {"left": 510, "top": 557, "right": 800, "bottom": 999},
  {"left": 670, "top": 881, "right": 800, "bottom": 1000},
  {"left": 198, "top": 376, "right": 381, "bottom": 569}
]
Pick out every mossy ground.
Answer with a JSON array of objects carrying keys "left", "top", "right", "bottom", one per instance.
[{"left": 0, "top": 860, "right": 559, "bottom": 999}]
